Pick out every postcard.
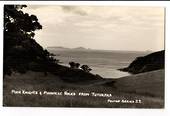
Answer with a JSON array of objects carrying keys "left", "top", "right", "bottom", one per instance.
[{"left": 3, "top": 4, "right": 165, "bottom": 108}]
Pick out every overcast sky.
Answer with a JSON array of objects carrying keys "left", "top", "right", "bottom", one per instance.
[{"left": 23, "top": 5, "right": 164, "bottom": 51}]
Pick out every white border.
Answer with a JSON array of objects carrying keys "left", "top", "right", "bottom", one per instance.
[{"left": 0, "top": 1, "right": 169, "bottom": 116}]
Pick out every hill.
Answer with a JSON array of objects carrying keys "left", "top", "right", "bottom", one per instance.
[
  {"left": 118, "top": 50, "right": 164, "bottom": 74},
  {"left": 3, "top": 69, "right": 164, "bottom": 108},
  {"left": 47, "top": 46, "right": 91, "bottom": 51},
  {"left": 113, "top": 69, "right": 164, "bottom": 98},
  {"left": 47, "top": 46, "right": 70, "bottom": 51}
]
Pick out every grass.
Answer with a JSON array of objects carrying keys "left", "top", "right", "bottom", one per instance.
[{"left": 3, "top": 70, "right": 164, "bottom": 108}]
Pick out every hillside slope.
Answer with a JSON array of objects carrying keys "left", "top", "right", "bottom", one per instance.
[
  {"left": 3, "top": 70, "right": 164, "bottom": 108},
  {"left": 119, "top": 50, "right": 164, "bottom": 74},
  {"left": 113, "top": 69, "right": 164, "bottom": 98}
]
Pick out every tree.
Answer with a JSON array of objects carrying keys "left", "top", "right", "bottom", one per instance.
[
  {"left": 4, "top": 5, "right": 56, "bottom": 75},
  {"left": 69, "top": 62, "right": 80, "bottom": 69},
  {"left": 69, "top": 62, "right": 76, "bottom": 68},
  {"left": 80, "top": 65, "right": 92, "bottom": 72},
  {"left": 75, "top": 63, "right": 80, "bottom": 69}
]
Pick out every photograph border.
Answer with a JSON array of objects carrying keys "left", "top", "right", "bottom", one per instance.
[{"left": 0, "top": 1, "right": 170, "bottom": 116}]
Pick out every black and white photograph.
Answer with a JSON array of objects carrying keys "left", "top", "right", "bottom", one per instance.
[{"left": 3, "top": 5, "right": 165, "bottom": 108}]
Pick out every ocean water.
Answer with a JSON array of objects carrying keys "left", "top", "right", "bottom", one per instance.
[{"left": 48, "top": 49, "right": 149, "bottom": 79}]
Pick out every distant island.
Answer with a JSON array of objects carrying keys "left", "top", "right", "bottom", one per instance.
[
  {"left": 47, "top": 46, "right": 153, "bottom": 53},
  {"left": 47, "top": 46, "right": 91, "bottom": 51}
]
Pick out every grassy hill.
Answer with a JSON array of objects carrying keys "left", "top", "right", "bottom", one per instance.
[
  {"left": 113, "top": 69, "right": 164, "bottom": 98},
  {"left": 119, "top": 50, "right": 164, "bottom": 74},
  {"left": 3, "top": 69, "right": 164, "bottom": 108}
]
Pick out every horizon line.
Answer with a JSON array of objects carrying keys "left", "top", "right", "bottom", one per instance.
[{"left": 46, "top": 46, "right": 164, "bottom": 52}]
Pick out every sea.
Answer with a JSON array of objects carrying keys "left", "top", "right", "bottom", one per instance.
[{"left": 48, "top": 49, "right": 150, "bottom": 79}]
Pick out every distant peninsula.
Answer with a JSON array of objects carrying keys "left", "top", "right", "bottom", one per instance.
[
  {"left": 47, "top": 46, "right": 91, "bottom": 51},
  {"left": 118, "top": 50, "right": 165, "bottom": 74}
]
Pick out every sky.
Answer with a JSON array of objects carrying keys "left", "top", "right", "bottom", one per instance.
[{"left": 22, "top": 5, "right": 164, "bottom": 51}]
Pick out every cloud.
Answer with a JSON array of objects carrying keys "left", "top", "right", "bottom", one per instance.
[
  {"left": 60, "top": 6, "right": 88, "bottom": 16},
  {"left": 26, "top": 5, "right": 48, "bottom": 10},
  {"left": 23, "top": 5, "right": 164, "bottom": 51}
]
